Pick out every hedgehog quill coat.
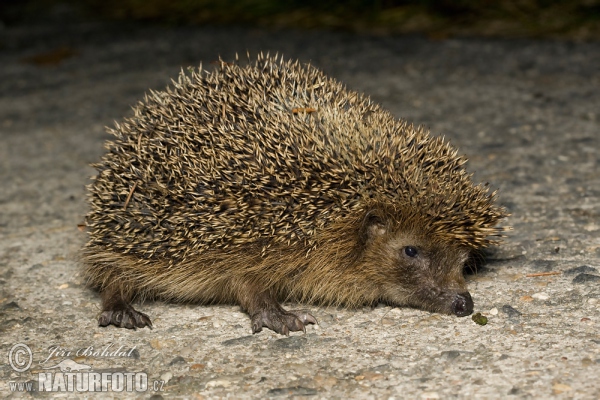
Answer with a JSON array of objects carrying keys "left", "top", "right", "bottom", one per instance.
[{"left": 84, "top": 54, "right": 507, "bottom": 334}]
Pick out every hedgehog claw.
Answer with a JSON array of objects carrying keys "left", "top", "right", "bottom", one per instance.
[
  {"left": 98, "top": 306, "right": 152, "bottom": 330},
  {"left": 290, "top": 310, "right": 318, "bottom": 326},
  {"left": 250, "top": 308, "right": 316, "bottom": 335}
]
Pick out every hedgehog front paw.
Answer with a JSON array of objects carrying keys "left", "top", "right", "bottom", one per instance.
[
  {"left": 98, "top": 306, "right": 153, "bottom": 330},
  {"left": 250, "top": 308, "right": 317, "bottom": 335}
]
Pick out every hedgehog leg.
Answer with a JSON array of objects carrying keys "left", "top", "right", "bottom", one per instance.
[
  {"left": 98, "top": 286, "right": 152, "bottom": 330},
  {"left": 239, "top": 287, "right": 316, "bottom": 335}
]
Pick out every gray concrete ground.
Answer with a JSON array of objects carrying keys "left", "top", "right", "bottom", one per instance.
[{"left": 1, "top": 20, "right": 599, "bottom": 399}]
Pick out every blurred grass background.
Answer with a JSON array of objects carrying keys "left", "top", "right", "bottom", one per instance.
[{"left": 2, "top": 0, "right": 600, "bottom": 39}]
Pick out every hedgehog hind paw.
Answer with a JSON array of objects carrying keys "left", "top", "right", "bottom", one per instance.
[
  {"left": 250, "top": 308, "right": 316, "bottom": 335},
  {"left": 98, "top": 307, "right": 153, "bottom": 330}
]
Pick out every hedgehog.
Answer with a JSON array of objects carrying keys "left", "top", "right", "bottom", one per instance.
[{"left": 83, "top": 53, "right": 508, "bottom": 335}]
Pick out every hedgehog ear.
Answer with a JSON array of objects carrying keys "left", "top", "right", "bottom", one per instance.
[{"left": 360, "top": 209, "right": 387, "bottom": 244}]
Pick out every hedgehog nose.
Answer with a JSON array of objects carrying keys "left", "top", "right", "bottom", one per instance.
[{"left": 451, "top": 292, "right": 473, "bottom": 317}]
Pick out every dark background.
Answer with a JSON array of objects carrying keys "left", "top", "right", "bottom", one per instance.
[{"left": 2, "top": 0, "right": 600, "bottom": 40}]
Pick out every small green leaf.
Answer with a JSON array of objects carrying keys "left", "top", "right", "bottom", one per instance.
[{"left": 472, "top": 312, "right": 488, "bottom": 326}]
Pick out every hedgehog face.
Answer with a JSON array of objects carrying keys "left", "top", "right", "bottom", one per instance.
[{"left": 362, "top": 220, "right": 473, "bottom": 317}]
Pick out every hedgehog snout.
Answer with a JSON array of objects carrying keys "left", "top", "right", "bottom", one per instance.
[{"left": 451, "top": 292, "right": 473, "bottom": 317}]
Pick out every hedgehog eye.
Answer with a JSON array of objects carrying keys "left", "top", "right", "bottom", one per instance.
[{"left": 404, "top": 246, "right": 418, "bottom": 258}]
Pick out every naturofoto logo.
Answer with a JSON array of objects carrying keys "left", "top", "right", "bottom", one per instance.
[{"left": 7, "top": 343, "right": 165, "bottom": 393}]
